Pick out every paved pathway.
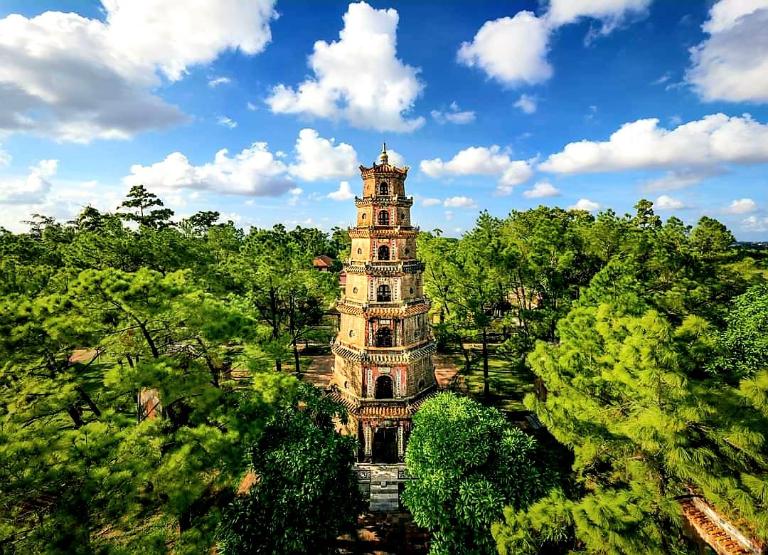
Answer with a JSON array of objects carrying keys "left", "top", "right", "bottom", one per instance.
[
  {"left": 303, "top": 354, "right": 334, "bottom": 388},
  {"left": 336, "top": 512, "right": 429, "bottom": 554},
  {"left": 433, "top": 354, "right": 465, "bottom": 393}
]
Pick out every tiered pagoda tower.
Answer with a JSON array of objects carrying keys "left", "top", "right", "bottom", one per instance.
[{"left": 331, "top": 145, "right": 437, "bottom": 464}]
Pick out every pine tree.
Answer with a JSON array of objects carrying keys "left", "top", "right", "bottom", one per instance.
[
  {"left": 495, "top": 301, "right": 768, "bottom": 554},
  {"left": 118, "top": 184, "right": 175, "bottom": 229}
]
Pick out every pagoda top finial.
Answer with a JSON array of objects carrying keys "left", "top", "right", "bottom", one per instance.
[{"left": 359, "top": 142, "right": 408, "bottom": 175}]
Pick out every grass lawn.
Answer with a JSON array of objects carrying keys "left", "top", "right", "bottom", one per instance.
[{"left": 451, "top": 350, "right": 537, "bottom": 414}]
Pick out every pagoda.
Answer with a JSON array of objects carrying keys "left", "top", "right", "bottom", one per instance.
[{"left": 330, "top": 144, "right": 437, "bottom": 464}]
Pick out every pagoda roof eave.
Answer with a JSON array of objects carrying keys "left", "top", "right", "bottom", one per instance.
[{"left": 359, "top": 163, "right": 409, "bottom": 176}]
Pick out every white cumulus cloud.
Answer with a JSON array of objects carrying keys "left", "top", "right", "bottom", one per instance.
[
  {"left": 458, "top": 0, "right": 650, "bottom": 88},
  {"left": 103, "top": 0, "right": 276, "bottom": 80},
  {"left": 514, "top": 94, "right": 538, "bottom": 114},
  {"left": 431, "top": 102, "right": 476, "bottom": 125},
  {"left": 443, "top": 196, "right": 477, "bottom": 208},
  {"left": 546, "top": 0, "right": 652, "bottom": 30},
  {"left": 287, "top": 187, "right": 303, "bottom": 206},
  {"left": 266, "top": 2, "right": 424, "bottom": 132},
  {"left": 288, "top": 129, "right": 359, "bottom": 181},
  {"left": 540, "top": 114, "right": 768, "bottom": 177},
  {"left": 124, "top": 142, "right": 292, "bottom": 196},
  {"left": 0, "top": 1, "right": 277, "bottom": 142},
  {"left": 217, "top": 116, "right": 238, "bottom": 129},
  {"left": 420, "top": 145, "right": 533, "bottom": 195},
  {"left": 654, "top": 195, "right": 686, "bottom": 210},
  {"left": 569, "top": 198, "right": 600, "bottom": 212},
  {"left": 641, "top": 168, "right": 722, "bottom": 191},
  {"left": 457, "top": 12, "right": 552, "bottom": 87},
  {"left": 328, "top": 181, "right": 355, "bottom": 201},
  {"left": 687, "top": 0, "right": 768, "bottom": 103},
  {"left": 208, "top": 76, "right": 232, "bottom": 88},
  {"left": 523, "top": 181, "right": 560, "bottom": 198},
  {"left": 0, "top": 159, "right": 58, "bottom": 204},
  {"left": 742, "top": 215, "right": 768, "bottom": 232},
  {"left": 0, "top": 178, "right": 125, "bottom": 232},
  {"left": 383, "top": 148, "right": 406, "bottom": 167},
  {"left": 422, "top": 197, "right": 442, "bottom": 207},
  {"left": 725, "top": 198, "right": 758, "bottom": 214}
]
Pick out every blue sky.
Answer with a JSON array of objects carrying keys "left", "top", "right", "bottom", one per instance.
[{"left": 0, "top": 0, "right": 767, "bottom": 238}]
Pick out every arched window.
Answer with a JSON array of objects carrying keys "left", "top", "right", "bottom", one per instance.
[
  {"left": 378, "top": 245, "right": 390, "bottom": 260},
  {"left": 378, "top": 210, "right": 389, "bottom": 226},
  {"left": 379, "top": 182, "right": 389, "bottom": 196},
  {"left": 377, "top": 284, "right": 391, "bottom": 302},
  {"left": 375, "top": 327, "right": 392, "bottom": 347},
  {"left": 375, "top": 375, "right": 393, "bottom": 399}
]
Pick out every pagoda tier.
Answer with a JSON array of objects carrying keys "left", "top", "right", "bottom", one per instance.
[{"left": 331, "top": 144, "right": 437, "bottom": 464}]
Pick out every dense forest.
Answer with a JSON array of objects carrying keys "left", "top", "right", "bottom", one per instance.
[{"left": 1, "top": 186, "right": 767, "bottom": 554}]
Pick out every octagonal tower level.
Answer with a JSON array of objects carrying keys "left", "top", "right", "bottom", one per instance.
[{"left": 331, "top": 145, "right": 437, "bottom": 464}]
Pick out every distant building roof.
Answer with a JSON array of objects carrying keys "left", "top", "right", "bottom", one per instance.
[
  {"left": 68, "top": 348, "right": 99, "bottom": 365},
  {"left": 313, "top": 255, "right": 334, "bottom": 268},
  {"left": 680, "top": 496, "right": 765, "bottom": 555},
  {"left": 237, "top": 470, "right": 260, "bottom": 495}
]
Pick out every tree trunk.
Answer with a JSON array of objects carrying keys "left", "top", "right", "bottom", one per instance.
[
  {"left": 293, "top": 341, "right": 301, "bottom": 376},
  {"left": 67, "top": 405, "right": 84, "bottom": 428},
  {"left": 76, "top": 387, "right": 101, "bottom": 418},
  {"left": 179, "top": 509, "right": 192, "bottom": 533},
  {"left": 269, "top": 286, "right": 283, "bottom": 373},
  {"left": 288, "top": 297, "right": 301, "bottom": 375},
  {"left": 461, "top": 344, "right": 471, "bottom": 372},
  {"left": 137, "top": 321, "right": 160, "bottom": 358},
  {"left": 196, "top": 337, "right": 219, "bottom": 387},
  {"left": 482, "top": 328, "right": 490, "bottom": 398}
]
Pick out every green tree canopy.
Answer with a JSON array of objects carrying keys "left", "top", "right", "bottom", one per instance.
[
  {"left": 403, "top": 393, "right": 548, "bottom": 554},
  {"left": 118, "top": 184, "right": 175, "bottom": 229},
  {"left": 494, "top": 300, "right": 768, "bottom": 554},
  {"left": 216, "top": 384, "right": 362, "bottom": 554},
  {"left": 716, "top": 283, "right": 768, "bottom": 380}
]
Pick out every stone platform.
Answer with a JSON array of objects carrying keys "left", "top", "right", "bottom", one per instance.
[{"left": 355, "top": 463, "right": 407, "bottom": 513}]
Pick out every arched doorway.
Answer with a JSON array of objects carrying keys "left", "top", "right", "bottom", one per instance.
[
  {"left": 377, "top": 284, "right": 391, "bottom": 302},
  {"left": 375, "top": 327, "right": 392, "bottom": 347},
  {"left": 372, "top": 426, "right": 398, "bottom": 463},
  {"left": 378, "top": 210, "right": 389, "bottom": 226},
  {"left": 375, "top": 375, "right": 393, "bottom": 399},
  {"left": 379, "top": 182, "right": 389, "bottom": 196},
  {"left": 378, "top": 245, "right": 390, "bottom": 260}
]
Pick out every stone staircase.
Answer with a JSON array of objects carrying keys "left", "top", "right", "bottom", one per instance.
[{"left": 368, "top": 466, "right": 401, "bottom": 512}]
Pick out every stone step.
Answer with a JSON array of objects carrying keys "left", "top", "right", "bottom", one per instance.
[
  {"left": 370, "top": 500, "right": 399, "bottom": 512},
  {"left": 370, "top": 482, "right": 398, "bottom": 490},
  {"left": 370, "top": 489, "right": 398, "bottom": 497},
  {"left": 370, "top": 494, "right": 399, "bottom": 503}
]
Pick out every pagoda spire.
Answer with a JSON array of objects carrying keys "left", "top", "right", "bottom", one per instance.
[{"left": 379, "top": 142, "right": 388, "bottom": 165}]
